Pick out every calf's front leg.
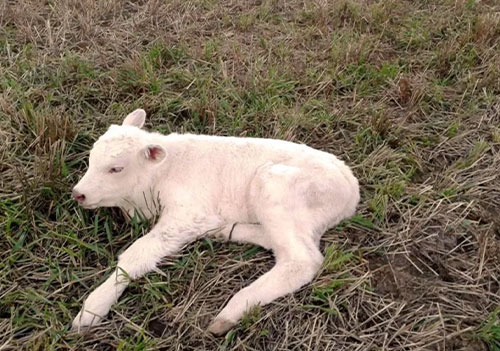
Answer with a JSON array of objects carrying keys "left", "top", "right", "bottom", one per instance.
[{"left": 72, "top": 215, "right": 220, "bottom": 331}]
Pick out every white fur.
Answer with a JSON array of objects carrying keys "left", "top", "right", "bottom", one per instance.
[{"left": 71, "top": 109, "right": 360, "bottom": 335}]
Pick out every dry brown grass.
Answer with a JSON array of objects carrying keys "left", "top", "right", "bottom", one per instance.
[{"left": 1, "top": 0, "right": 499, "bottom": 350}]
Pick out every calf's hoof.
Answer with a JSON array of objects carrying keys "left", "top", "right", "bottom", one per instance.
[
  {"left": 71, "top": 310, "right": 103, "bottom": 332},
  {"left": 207, "top": 318, "right": 235, "bottom": 336}
]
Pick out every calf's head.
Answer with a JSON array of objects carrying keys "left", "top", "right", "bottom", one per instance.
[{"left": 73, "top": 109, "right": 166, "bottom": 209}]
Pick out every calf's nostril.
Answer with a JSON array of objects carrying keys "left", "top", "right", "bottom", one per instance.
[{"left": 72, "top": 190, "right": 86, "bottom": 202}]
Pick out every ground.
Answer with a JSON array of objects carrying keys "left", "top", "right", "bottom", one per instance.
[{"left": 0, "top": 0, "right": 499, "bottom": 350}]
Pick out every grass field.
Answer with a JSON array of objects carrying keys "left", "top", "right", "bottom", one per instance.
[{"left": 1, "top": 0, "right": 499, "bottom": 350}]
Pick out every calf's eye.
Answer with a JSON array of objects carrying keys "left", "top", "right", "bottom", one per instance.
[{"left": 109, "top": 167, "right": 124, "bottom": 174}]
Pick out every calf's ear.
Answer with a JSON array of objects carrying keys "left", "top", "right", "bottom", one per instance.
[
  {"left": 123, "top": 109, "right": 146, "bottom": 128},
  {"left": 144, "top": 144, "right": 166, "bottom": 163}
]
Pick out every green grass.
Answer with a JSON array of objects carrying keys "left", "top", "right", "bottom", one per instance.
[
  {"left": 478, "top": 308, "right": 500, "bottom": 351},
  {"left": 1, "top": 0, "right": 499, "bottom": 350}
]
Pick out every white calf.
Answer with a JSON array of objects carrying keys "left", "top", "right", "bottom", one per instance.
[{"left": 71, "top": 109, "right": 360, "bottom": 335}]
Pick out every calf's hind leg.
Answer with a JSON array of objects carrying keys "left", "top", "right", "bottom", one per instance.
[
  {"left": 207, "top": 232, "right": 323, "bottom": 335},
  {"left": 208, "top": 163, "right": 327, "bottom": 335}
]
